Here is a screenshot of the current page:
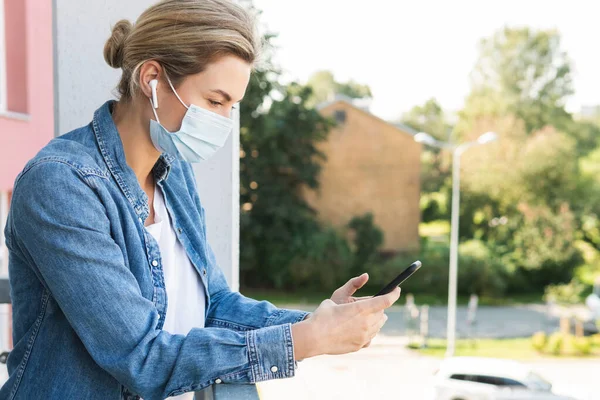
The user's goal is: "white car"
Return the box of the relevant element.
[432,357,575,400]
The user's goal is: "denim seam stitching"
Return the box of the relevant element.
[283,323,295,377]
[246,330,259,383]
[14,158,108,189]
[205,318,255,331]
[264,309,285,326]
[8,289,51,400]
[92,113,138,214]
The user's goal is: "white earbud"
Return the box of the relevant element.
[149,79,159,109]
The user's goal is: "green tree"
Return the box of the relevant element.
[402,98,453,212]
[239,45,334,287]
[306,70,372,107]
[402,98,451,141]
[462,27,574,134]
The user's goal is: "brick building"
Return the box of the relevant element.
[304,97,422,252]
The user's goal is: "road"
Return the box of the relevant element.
[288,304,595,338]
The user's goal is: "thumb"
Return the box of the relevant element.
[341,273,369,296]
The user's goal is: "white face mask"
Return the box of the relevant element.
[149,77,233,163]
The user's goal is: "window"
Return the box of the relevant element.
[499,378,526,387]
[0,0,28,114]
[450,374,468,381]
[450,374,526,387]
[334,110,347,124]
[0,191,9,277]
[0,0,6,113]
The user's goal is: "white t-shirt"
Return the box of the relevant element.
[145,185,207,400]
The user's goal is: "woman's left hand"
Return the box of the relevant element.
[330,273,372,305]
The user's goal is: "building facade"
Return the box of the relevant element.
[305,98,422,252]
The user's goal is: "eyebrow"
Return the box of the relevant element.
[210,89,232,102]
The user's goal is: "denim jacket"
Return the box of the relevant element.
[1,101,309,400]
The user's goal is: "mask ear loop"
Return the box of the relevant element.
[166,75,190,110]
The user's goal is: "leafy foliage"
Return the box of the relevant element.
[306,70,372,107]
[239,34,334,289]
[464,27,574,133]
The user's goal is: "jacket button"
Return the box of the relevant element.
[215,378,222,384]
[271,366,278,373]
[152,260,158,267]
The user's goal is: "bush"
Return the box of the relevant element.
[543,279,587,305]
[572,337,592,355]
[531,331,547,352]
[458,240,508,297]
[369,241,449,295]
[347,213,384,277]
[369,239,509,298]
[420,192,448,222]
[547,332,564,355]
[287,226,354,291]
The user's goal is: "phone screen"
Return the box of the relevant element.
[374,260,422,296]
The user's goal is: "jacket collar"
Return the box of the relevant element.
[92,100,175,222]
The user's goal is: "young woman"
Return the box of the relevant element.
[0,1,400,399]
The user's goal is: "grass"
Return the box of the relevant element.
[419,220,450,238]
[241,288,544,307]
[412,337,600,360]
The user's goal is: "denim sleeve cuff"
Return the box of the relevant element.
[247,324,296,382]
[265,309,311,327]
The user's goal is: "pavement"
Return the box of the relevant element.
[258,335,599,400]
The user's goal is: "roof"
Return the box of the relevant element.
[438,357,531,381]
[317,95,420,137]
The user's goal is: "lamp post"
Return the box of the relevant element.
[414,131,497,357]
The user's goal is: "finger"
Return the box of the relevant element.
[337,273,369,297]
[360,287,401,313]
[369,314,387,343]
[352,296,373,302]
[363,340,372,348]
[370,314,388,339]
[368,310,385,328]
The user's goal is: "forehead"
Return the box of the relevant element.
[188,55,251,101]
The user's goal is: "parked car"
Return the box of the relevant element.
[432,357,575,400]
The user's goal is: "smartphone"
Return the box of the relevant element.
[374,260,422,296]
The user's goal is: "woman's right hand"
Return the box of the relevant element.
[292,287,400,360]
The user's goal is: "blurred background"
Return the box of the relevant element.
[1,0,599,399]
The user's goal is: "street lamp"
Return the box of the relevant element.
[415,131,498,357]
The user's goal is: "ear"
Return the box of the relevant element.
[138,61,163,99]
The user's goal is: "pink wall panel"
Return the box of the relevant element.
[0,0,54,191]
[5,0,27,113]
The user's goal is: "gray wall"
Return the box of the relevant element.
[53,0,240,289]
[193,109,240,291]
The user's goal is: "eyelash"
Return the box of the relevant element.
[209,100,223,107]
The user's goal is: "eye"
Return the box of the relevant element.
[209,100,223,107]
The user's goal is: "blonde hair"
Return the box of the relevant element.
[103,0,261,100]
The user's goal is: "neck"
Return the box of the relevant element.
[112,99,162,188]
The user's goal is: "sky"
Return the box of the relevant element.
[252,0,600,122]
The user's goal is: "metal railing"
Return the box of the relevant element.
[195,383,259,400]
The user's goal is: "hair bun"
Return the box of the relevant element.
[103,19,133,69]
